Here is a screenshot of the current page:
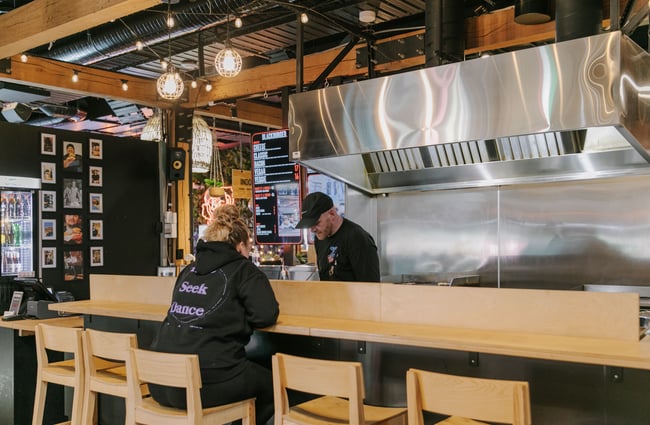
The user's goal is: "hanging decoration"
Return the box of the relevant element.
[215,14,242,78]
[157,3,184,100]
[191,115,213,173]
[140,109,163,142]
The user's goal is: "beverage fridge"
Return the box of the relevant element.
[0,176,40,277]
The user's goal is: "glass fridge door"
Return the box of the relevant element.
[1,190,34,276]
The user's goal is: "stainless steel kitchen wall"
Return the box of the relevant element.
[375,174,650,288]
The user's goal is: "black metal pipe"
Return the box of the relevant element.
[425,0,464,67]
[556,0,602,42]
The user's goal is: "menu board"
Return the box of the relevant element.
[252,129,302,244]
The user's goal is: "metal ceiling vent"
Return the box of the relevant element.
[288,32,650,194]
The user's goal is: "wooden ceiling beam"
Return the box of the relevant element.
[0,0,160,59]
[3,55,167,108]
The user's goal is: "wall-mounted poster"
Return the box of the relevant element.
[42,247,56,268]
[89,193,103,213]
[89,166,102,187]
[41,133,56,155]
[41,162,56,184]
[90,246,104,267]
[63,214,83,245]
[89,138,102,159]
[62,141,83,172]
[63,178,82,209]
[90,220,103,240]
[64,250,84,280]
[42,219,56,240]
[41,190,56,212]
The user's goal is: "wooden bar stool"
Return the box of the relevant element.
[272,352,407,425]
[32,323,85,425]
[82,329,138,425]
[406,369,531,425]
[126,347,256,425]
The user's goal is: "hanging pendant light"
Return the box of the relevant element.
[191,115,213,173]
[156,3,184,100]
[215,14,242,78]
[215,45,242,77]
[141,109,163,142]
[157,65,185,100]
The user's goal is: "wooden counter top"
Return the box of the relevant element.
[48,275,650,370]
[0,315,84,336]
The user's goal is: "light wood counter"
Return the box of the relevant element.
[0,315,83,336]
[49,275,650,370]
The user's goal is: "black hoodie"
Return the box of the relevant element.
[150,240,279,383]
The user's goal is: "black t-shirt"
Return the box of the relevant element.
[315,218,380,282]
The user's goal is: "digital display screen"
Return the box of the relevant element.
[252,129,302,244]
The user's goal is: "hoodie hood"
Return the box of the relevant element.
[194,240,245,275]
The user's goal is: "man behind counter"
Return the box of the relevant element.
[295,191,380,282]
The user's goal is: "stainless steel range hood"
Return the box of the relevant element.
[288,31,650,194]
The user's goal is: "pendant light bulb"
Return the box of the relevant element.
[72,70,79,83]
[300,13,309,24]
[215,47,242,78]
[235,17,243,28]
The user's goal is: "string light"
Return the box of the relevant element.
[160,59,168,70]
[135,40,144,50]
[72,70,79,83]
[205,82,213,92]
[121,80,129,91]
[20,53,27,62]
[191,80,198,89]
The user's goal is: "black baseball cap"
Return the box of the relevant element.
[295,192,334,228]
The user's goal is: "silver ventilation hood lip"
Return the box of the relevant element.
[288,31,650,194]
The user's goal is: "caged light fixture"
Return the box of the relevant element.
[214,14,242,78]
[156,3,184,100]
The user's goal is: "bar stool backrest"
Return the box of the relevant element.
[406,369,531,425]
[33,323,85,425]
[126,348,255,425]
[82,329,138,424]
[273,352,402,425]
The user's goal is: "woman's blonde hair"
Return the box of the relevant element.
[203,204,250,248]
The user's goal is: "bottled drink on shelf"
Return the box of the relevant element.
[13,222,21,246]
[7,194,16,217]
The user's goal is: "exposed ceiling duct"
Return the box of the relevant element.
[288,31,650,194]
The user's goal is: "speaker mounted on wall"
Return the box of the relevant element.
[167,148,186,181]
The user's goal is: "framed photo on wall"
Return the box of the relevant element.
[89,193,103,213]
[90,246,104,267]
[63,214,83,245]
[63,178,83,209]
[62,141,83,172]
[41,162,56,184]
[64,250,84,280]
[89,138,103,160]
[42,219,56,240]
[41,190,56,212]
[42,247,56,268]
[89,166,102,187]
[40,133,56,155]
[90,220,103,240]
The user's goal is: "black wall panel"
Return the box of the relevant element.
[0,121,161,300]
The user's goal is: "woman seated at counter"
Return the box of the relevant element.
[149,205,279,425]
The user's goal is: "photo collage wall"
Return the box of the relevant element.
[39,133,104,282]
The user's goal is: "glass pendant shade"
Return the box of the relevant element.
[215,47,242,78]
[157,65,185,100]
[191,116,213,173]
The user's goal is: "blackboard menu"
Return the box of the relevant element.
[252,129,302,244]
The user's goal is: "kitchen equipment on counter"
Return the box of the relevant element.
[287,264,318,281]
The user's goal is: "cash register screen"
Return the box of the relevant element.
[14,278,58,303]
